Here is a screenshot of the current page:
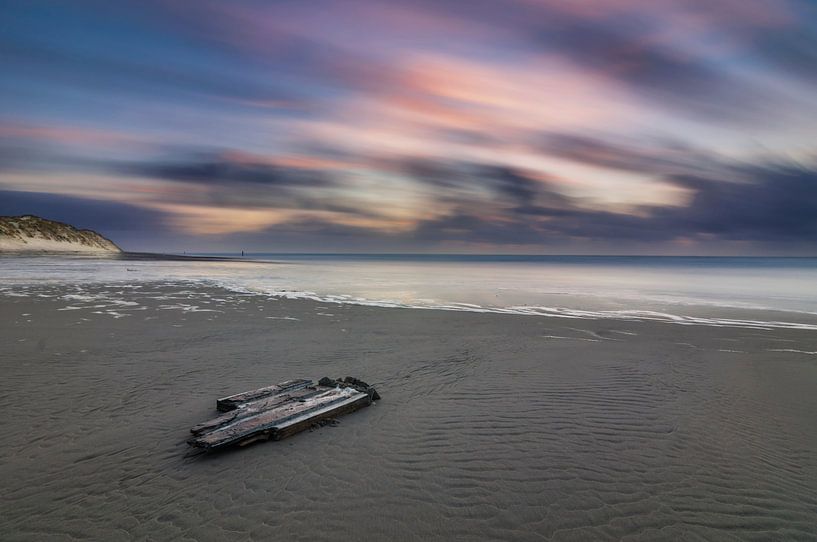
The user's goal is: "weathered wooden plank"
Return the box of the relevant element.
[189,387,370,450]
[272,393,371,441]
[190,387,323,436]
[216,378,312,412]
[189,376,380,451]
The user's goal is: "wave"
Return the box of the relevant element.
[205,279,817,331]
[3,269,817,330]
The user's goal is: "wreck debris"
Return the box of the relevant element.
[188,377,380,450]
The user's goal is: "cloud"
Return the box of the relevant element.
[143,0,792,125]
[530,20,771,123]
[408,158,817,248]
[538,132,724,175]
[0,20,302,109]
[400,1,804,124]
[2,0,816,253]
[6,153,817,252]
[404,160,541,201]
[0,190,171,235]
[116,151,334,188]
[664,164,817,240]
[751,3,817,82]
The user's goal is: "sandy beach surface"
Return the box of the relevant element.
[1,282,816,541]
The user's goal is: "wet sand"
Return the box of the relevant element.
[1,283,816,541]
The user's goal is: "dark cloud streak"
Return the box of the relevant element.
[0,190,170,235]
[407,158,817,247]
[117,153,334,188]
[538,133,725,175]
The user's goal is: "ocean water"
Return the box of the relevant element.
[2,253,817,329]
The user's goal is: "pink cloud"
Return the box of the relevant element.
[0,121,142,147]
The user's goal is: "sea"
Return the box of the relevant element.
[2,253,817,330]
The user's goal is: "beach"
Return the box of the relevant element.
[2,282,816,541]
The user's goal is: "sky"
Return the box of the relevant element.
[1,0,817,254]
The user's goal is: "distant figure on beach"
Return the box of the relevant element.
[241,250,244,257]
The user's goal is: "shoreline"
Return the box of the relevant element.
[2,277,817,332]
[3,254,817,332]
[0,250,251,262]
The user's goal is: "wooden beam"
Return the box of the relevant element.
[189,377,380,451]
[216,378,312,412]
[190,387,324,436]
[189,387,371,450]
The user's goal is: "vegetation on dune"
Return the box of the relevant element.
[0,215,121,251]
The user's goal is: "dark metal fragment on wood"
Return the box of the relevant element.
[318,376,381,401]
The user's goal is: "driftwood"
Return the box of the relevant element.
[190,386,323,436]
[188,377,380,451]
[216,378,312,412]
